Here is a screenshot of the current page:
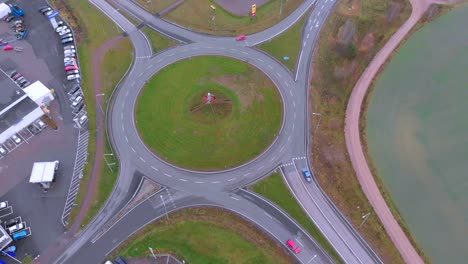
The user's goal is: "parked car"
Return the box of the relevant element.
[0,145,7,156]
[61,33,73,39]
[72,104,84,114]
[72,96,83,107]
[64,61,75,67]
[78,115,88,125]
[67,74,80,81]
[236,34,246,41]
[67,70,79,75]
[44,10,54,16]
[64,57,74,62]
[20,81,30,88]
[3,15,14,22]
[57,20,64,27]
[35,119,46,129]
[0,201,7,209]
[9,70,17,78]
[114,256,127,264]
[38,6,50,12]
[65,66,78,71]
[64,45,75,50]
[55,25,67,32]
[11,134,21,144]
[61,37,74,44]
[302,168,312,182]
[58,29,71,36]
[286,239,301,254]
[12,73,22,81]
[12,230,27,241]
[4,218,20,228]
[8,223,24,234]
[68,85,81,94]
[15,76,25,83]
[64,48,76,54]
[28,124,40,135]
[40,7,52,14]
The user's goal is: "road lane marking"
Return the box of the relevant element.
[139,157,146,163]
[258,58,264,63]
[321,4,324,9]
[230,196,240,201]
[228,178,236,181]
[284,81,289,87]
[257,165,264,170]
[121,125,125,131]
[164,173,172,178]
[230,48,237,52]
[211,181,220,183]
[264,212,273,219]
[125,91,129,97]
[242,51,248,55]
[280,145,285,152]
[289,90,293,96]
[138,72,143,77]
[168,53,174,57]
[268,65,273,70]
[277,72,282,78]
[178,178,187,182]
[195,181,204,183]
[293,101,296,108]
[243,172,251,177]
[151,166,158,171]
[146,65,152,70]
[131,147,136,153]
[292,123,295,130]
[296,240,304,246]
[288,135,291,141]
[318,11,321,16]
[121,113,123,120]
[125,136,128,142]
[307,33,310,39]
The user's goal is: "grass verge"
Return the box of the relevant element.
[308,0,424,262]
[50,0,132,229]
[135,0,179,14]
[162,0,303,36]
[136,56,282,171]
[250,172,343,263]
[257,11,309,71]
[111,207,294,264]
[142,27,178,53]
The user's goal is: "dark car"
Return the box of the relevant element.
[12,73,22,81]
[9,70,17,78]
[61,37,73,44]
[4,218,20,228]
[68,85,80,94]
[5,15,15,22]
[72,103,84,114]
[114,256,127,264]
[40,7,52,14]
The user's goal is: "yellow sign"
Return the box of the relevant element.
[251,4,256,14]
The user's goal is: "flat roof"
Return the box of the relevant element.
[0,96,39,135]
[30,161,57,183]
[0,71,26,114]
[0,225,12,251]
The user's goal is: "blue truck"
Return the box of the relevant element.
[9,5,24,17]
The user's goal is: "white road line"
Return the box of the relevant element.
[258,58,264,63]
[230,48,237,52]
[294,112,297,119]
[318,11,321,16]
[138,72,143,77]
[146,65,152,70]
[293,123,295,130]
[151,166,158,171]
[270,157,275,162]
[321,4,324,9]
[307,33,310,39]
[211,181,220,183]
[125,136,128,143]
[264,212,273,219]
[164,173,172,178]
[277,72,282,78]
[131,147,136,153]
[125,91,129,97]
[242,51,248,55]
[268,65,273,70]
[131,81,135,86]
[121,125,124,131]
[293,101,296,108]
[228,178,236,182]
[257,165,264,170]
[139,157,146,163]
[289,90,293,96]
[284,81,289,87]
[178,178,187,182]
[121,113,123,120]
[303,41,306,47]
[195,181,204,184]
[297,240,304,246]
[243,172,251,177]
[230,197,240,201]
[280,145,286,152]
[288,136,291,141]
[168,53,174,57]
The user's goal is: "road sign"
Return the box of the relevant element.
[48,10,60,19]
[251,4,256,16]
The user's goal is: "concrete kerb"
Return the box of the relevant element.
[103,203,304,264]
[238,188,335,263]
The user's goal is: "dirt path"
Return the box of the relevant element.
[343,0,455,263]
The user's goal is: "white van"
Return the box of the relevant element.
[8,223,24,233]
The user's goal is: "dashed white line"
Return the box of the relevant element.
[139,157,146,163]
[276,72,282,78]
[178,178,187,182]
[131,147,136,153]
[280,145,285,152]
[257,165,264,170]
[321,5,324,9]
[138,72,143,77]
[125,136,128,143]
[230,48,237,52]
[120,113,123,120]
[242,51,248,55]
[211,181,220,184]
[258,58,264,63]
[146,65,153,70]
[284,81,289,87]
[307,33,310,39]
[151,166,159,171]
[269,157,275,162]
[230,197,240,201]
[264,212,273,219]
[292,123,295,130]
[288,136,291,141]
[268,65,273,70]
[303,41,306,47]
[243,172,251,177]
[168,53,174,57]
[297,240,304,246]
[228,178,236,182]
[293,101,296,108]
[195,181,204,184]
[121,125,125,131]
[164,173,172,177]
[289,90,293,96]
[294,112,297,119]
[318,11,321,16]
[131,81,135,87]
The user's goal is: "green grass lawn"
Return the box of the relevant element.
[142,27,178,53]
[163,0,303,36]
[251,172,343,263]
[258,11,309,71]
[114,208,292,264]
[135,0,179,14]
[136,56,282,170]
[50,0,133,229]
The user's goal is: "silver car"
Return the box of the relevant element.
[67,74,80,81]
[11,134,21,144]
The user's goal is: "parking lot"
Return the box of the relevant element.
[0,0,89,261]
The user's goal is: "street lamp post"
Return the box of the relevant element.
[311,112,322,134]
[148,247,157,260]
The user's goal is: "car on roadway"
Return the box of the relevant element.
[236,34,246,41]
[11,134,21,144]
[0,201,7,209]
[302,168,312,183]
[0,145,7,156]
[286,239,301,254]
[12,230,27,241]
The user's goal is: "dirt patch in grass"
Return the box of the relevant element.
[211,74,265,110]
[308,0,413,261]
[111,207,294,264]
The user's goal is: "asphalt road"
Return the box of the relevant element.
[44,0,384,263]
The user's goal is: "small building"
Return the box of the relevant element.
[0,225,12,251]
[29,161,59,189]
[0,3,10,18]
[0,71,54,144]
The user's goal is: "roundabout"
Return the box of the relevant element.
[136,56,283,171]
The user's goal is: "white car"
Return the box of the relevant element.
[55,26,68,33]
[78,115,88,125]
[11,134,21,144]
[72,96,83,107]
[67,70,79,75]
[8,223,24,234]
[0,146,7,156]
[35,119,46,129]
[64,48,76,53]
[0,201,7,209]
[64,45,75,50]
[64,57,74,62]
[58,29,71,36]
[67,74,80,81]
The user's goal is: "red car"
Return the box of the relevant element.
[236,34,246,41]
[65,66,78,71]
[286,239,301,254]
